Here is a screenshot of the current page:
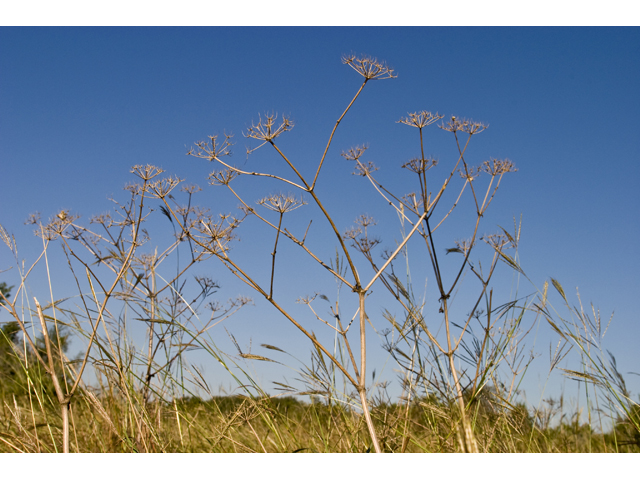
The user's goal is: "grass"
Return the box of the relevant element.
[1,388,638,453]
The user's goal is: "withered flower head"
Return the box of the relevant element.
[25,212,41,225]
[342,145,378,176]
[341,145,368,162]
[402,192,425,212]
[257,193,307,214]
[36,210,79,240]
[342,54,397,80]
[149,175,183,199]
[131,164,164,181]
[342,225,362,240]
[188,132,234,162]
[483,233,509,250]
[344,215,380,254]
[352,161,379,176]
[181,184,202,194]
[209,169,239,186]
[458,165,482,182]
[482,158,517,176]
[439,116,488,135]
[245,113,294,142]
[402,157,438,174]
[355,214,377,228]
[123,182,143,195]
[398,111,444,128]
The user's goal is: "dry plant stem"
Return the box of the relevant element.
[357,291,382,453]
[312,79,368,189]
[221,186,354,288]
[34,298,70,453]
[213,156,306,190]
[142,267,157,404]
[268,140,362,287]
[209,237,359,387]
[62,183,149,396]
[269,213,284,300]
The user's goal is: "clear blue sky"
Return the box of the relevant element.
[1,27,638,406]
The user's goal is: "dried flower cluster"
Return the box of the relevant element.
[245,113,294,142]
[439,116,488,135]
[398,111,444,129]
[257,193,307,214]
[342,54,397,81]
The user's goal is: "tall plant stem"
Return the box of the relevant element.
[358,290,381,453]
[311,79,368,189]
[35,297,70,453]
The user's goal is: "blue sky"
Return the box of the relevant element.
[1,27,638,408]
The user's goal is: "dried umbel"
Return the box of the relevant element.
[342,145,379,176]
[341,145,368,162]
[402,157,438,174]
[342,54,397,81]
[257,193,307,214]
[208,168,239,186]
[482,158,518,176]
[35,209,80,240]
[149,175,183,199]
[245,113,294,143]
[458,165,482,182]
[188,133,234,162]
[344,215,381,256]
[439,116,488,135]
[131,164,164,181]
[398,111,444,129]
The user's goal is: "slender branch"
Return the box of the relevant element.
[312,79,368,189]
[364,211,427,291]
[269,213,284,299]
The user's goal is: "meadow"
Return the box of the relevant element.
[0,54,638,453]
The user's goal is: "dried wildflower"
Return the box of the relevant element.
[188,132,234,162]
[439,116,488,135]
[342,225,362,241]
[398,111,444,128]
[25,212,41,225]
[344,216,380,255]
[36,210,79,240]
[131,164,164,181]
[483,233,509,250]
[208,169,239,186]
[257,193,307,214]
[245,113,293,142]
[402,157,438,174]
[462,120,488,135]
[196,212,242,255]
[181,184,202,194]
[458,165,482,182]
[402,192,425,211]
[342,145,378,176]
[342,145,368,162]
[355,214,377,228]
[482,158,517,176]
[123,182,143,195]
[353,161,379,176]
[149,175,182,199]
[342,54,396,81]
